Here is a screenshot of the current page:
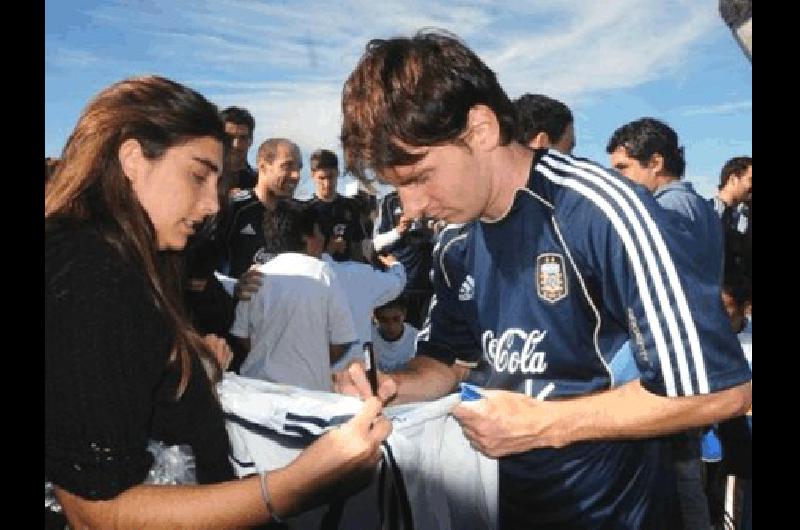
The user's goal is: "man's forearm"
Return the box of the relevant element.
[388,356,469,405]
[554,379,752,444]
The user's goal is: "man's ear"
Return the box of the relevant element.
[648,153,665,175]
[465,104,500,151]
[118,138,146,183]
[528,131,552,150]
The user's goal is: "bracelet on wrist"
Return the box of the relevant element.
[259,470,284,523]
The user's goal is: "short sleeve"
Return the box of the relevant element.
[578,191,751,397]
[324,265,358,346]
[416,227,482,366]
[229,298,251,339]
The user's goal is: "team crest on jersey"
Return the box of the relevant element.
[535,253,568,303]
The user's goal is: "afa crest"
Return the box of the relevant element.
[536,253,568,303]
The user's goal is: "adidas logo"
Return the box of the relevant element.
[459,275,475,301]
[240,224,256,235]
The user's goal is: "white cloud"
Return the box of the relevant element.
[485,1,718,101]
[680,100,752,116]
[84,1,722,102]
[174,0,720,181]
[205,80,345,198]
[46,47,100,69]
[49,0,733,191]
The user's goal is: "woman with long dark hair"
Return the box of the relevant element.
[45,75,392,528]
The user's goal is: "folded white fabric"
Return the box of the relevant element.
[218,373,497,530]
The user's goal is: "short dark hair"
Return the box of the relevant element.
[221,106,255,136]
[606,118,686,178]
[341,29,517,181]
[513,94,573,145]
[310,149,339,172]
[719,156,752,189]
[375,294,408,315]
[262,199,318,253]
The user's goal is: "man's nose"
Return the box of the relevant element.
[398,189,427,219]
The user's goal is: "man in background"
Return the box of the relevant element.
[219,138,302,278]
[514,93,575,154]
[307,149,367,262]
[221,106,257,196]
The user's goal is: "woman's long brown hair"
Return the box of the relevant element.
[45,75,226,397]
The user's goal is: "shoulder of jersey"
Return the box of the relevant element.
[433,223,471,262]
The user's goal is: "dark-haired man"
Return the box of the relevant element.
[514,93,575,154]
[607,117,723,282]
[336,29,751,529]
[307,149,367,262]
[221,106,257,196]
[220,138,302,278]
[714,156,752,283]
[607,117,724,530]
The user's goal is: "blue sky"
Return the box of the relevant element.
[46,0,751,200]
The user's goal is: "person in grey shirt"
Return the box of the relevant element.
[607,116,722,530]
[607,117,724,282]
[231,199,357,391]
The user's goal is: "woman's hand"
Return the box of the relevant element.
[202,334,233,372]
[269,395,392,517]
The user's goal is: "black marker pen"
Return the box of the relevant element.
[363,341,379,396]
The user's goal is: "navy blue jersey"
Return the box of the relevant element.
[217,190,270,278]
[233,164,257,191]
[307,194,366,261]
[419,149,751,528]
[374,191,434,291]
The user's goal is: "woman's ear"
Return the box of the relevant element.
[118,138,146,183]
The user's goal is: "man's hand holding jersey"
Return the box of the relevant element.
[452,390,572,457]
